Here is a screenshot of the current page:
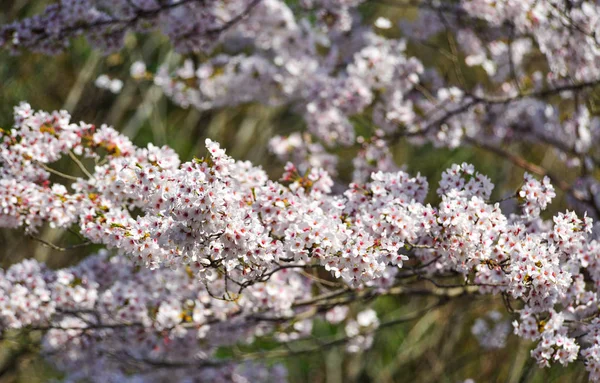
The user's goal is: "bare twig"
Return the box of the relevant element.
[68,150,94,179]
[27,234,91,252]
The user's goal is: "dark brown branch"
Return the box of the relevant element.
[388,78,600,142]
[115,299,451,369]
[465,137,600,217]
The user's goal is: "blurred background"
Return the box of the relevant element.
[0,1,590,382]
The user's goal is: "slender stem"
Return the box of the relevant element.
[68,150,94,179]
[36,161,80,181]
[28,234,91,252]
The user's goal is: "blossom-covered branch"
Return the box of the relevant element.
[1,105,600,380]
[1,0,263,54]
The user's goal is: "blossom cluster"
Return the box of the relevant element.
[0,250,296,381]
[4,0,600,175]
[471,311,510,350]
[0,105,600,380]
[140,0,600,160]
[0,0,265,54]
[519,173,556,219]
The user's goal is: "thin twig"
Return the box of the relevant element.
[35,161,80,181]
[28,234,91,252]
[68,150,94,179]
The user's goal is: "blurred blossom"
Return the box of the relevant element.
[374,17,392,29]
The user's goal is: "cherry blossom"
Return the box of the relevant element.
[2,0,600,380]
